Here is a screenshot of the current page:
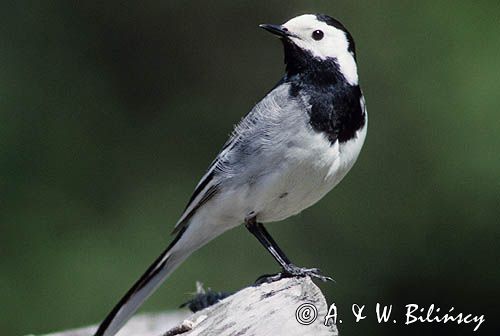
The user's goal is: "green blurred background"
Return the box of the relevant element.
[1,1,499,335]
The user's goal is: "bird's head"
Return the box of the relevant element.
[260,14,358,85]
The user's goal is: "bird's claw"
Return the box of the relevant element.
[254,264,334,285]
[284,265,334,282]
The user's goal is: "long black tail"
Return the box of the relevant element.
[94,227,187,336]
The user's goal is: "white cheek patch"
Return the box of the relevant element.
[335,53,358,86]
[283,14,359,86]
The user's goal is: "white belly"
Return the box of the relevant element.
[248,121,367,223]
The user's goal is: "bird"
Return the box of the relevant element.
[94,13,367,336]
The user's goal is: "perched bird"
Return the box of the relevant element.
[94,13,367,336]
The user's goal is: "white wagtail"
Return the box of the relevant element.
[94,13,367,336]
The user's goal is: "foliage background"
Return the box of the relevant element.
[1,1,498,335]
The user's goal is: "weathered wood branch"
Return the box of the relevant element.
[38,277,338,336]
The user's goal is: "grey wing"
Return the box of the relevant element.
[172,81,302,233]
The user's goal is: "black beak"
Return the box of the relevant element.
[259,24,294,38]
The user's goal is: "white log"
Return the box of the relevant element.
[37,277,338,336]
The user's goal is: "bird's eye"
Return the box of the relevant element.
[312,30,324,40]
[312,30,324,41]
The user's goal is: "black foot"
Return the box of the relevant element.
[254,264,334,285]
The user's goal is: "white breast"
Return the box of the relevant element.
[254,111,367,223]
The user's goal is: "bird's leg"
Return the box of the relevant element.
[244,213,333,284]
